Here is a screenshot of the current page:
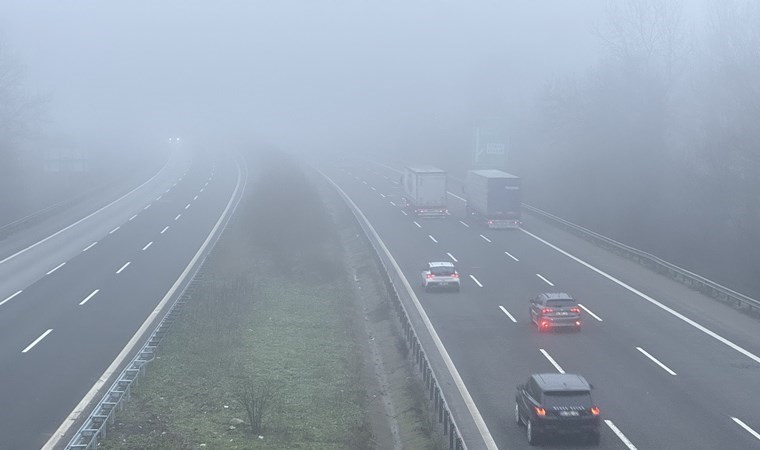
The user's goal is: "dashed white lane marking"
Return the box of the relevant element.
[383,175,389,180]
[174,214,182,221]
[129,214,138,221]
[536,273,554,286]
[469,275,484,287]
[156,195,162,201]
[0,290,23,306]
[521,228,760,366]
[200,188,205,193]
[578,304,603,321]
[413,221,422,228]
[380,193,386,198]
[446,252,458,262]
[142,242,153,251]
[498,305,517,323]
[636,347,677,375]
[539,348,565,374]
[79,289,100,306]
[116,262,131,274]
[447,191,466,202]
[144,204,151,210]
[185,203,191,210]
[46,262,66,275]
[479,234,491,243]
[428,235,439,243]
[165,188,171,193]
[732,417,760,441]
[193,195,198,201]
[605,420,638,449]
[108,226,120,235]
[401,211,408,216]
[362,180,368,185]
[82,242,97,252]
[160,226,170,234]
[390,201,397,206]
[22,329,53,353]
[371,186,377,191]
[504,251,519,262]
[459,220,470,228]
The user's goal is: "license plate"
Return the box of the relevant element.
[559,312,568,316]
[439,282,449,286]
[559,411,579,417]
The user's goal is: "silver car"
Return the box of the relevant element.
[421,262,461,292]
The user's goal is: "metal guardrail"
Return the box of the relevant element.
[523,203,760,315]
[324,173,467,450]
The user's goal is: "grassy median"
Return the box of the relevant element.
[101,152,372,449]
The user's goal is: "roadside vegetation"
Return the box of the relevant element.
[100,150,437,449]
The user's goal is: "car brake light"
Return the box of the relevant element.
[541,321,550,328]
[426,274,435,279]
[451,273,459,278]
[575,320,581,326]
[571,307,580,313]
[534,406,546,416]
[591,407,600,416]
[542,308,553,314]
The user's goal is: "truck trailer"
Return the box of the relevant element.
[401,166,449,218]
[464,170,521,228]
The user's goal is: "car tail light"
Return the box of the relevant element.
[542,308,554,314]
[591,407,600,416]
[541,321,550,328]
[571,307,580,313]
[426,274,435,279]
[487,220,493,224]
[534,406,546,416]
[575,320,581,326]
[451,273,459,278]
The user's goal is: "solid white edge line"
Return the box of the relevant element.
[479,234,491,243]
[43,156,246,449]
[539,348,565,374]
[459,220,470,228]
[413,221,422,228]
[142,242,153,251]
[0,290,23,306]
[578,303,603,321]
[636,347,677,375]
[447,191,466,202]
[498,305,517,323]
[446,252,458,263]
[160,226,170,234]
[115,262,130,274]
[46,262,66,275]
[536,273,555,286]
[108,226,120,235]
[732,417,760,441]
[79,289,100,306]
[605,420,638,449]
[469,274,484,287]
[82,242,97,252]
[504,251,519,262]
[22,329,53,353]
[520,228,760,365]
[320,172,498,450]
[428,235,438,243]
[0,157,170,266]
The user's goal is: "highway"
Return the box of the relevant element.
[323,159,760,449]
[0,148,242,450]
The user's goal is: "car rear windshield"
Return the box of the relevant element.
[542,391,592,407]
[546,299,576,308]
[431,267,455,276]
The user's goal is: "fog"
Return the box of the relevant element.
[2,0,759,295]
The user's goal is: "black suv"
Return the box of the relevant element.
[515,373,600,445]
[529,292,582,331]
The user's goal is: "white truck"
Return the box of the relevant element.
[401,166,449,218]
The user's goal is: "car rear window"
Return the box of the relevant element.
[431,267,455,276]
[546,299,576,307]
[542,391,592,407]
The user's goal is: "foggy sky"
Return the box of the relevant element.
[0,1,708,152]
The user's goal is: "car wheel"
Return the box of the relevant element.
[514,403,523,426]
[527,419,539,446]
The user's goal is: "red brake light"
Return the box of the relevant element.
[451,273,459,278]
[426,274,435,279]
[542,308,554,314]
[575,320,581,326]
[541,321,550,328]
[534,406,546,416]
[571,307,580,313]
[591,407,600,416]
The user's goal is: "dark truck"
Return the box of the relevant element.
[464,169,521,229]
